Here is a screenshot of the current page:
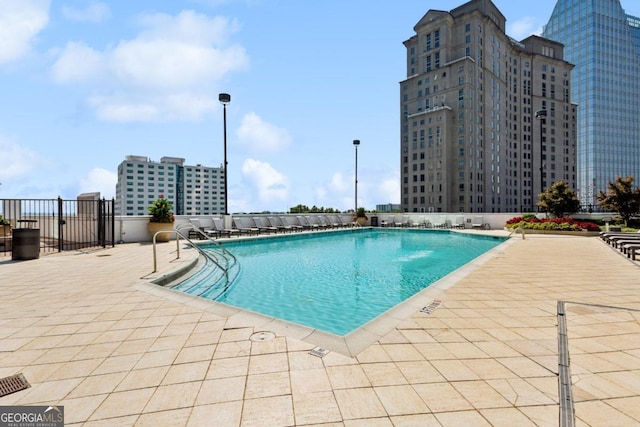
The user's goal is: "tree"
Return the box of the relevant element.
[596,175,640,225]
[289,204,309,213]
[537,180,581,218]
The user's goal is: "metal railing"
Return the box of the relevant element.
[152,226,237,278]
[1,197,115,257]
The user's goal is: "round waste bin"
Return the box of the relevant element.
[12,228,40,260]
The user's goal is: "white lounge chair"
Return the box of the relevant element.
[268,216,294,232]
[432,216,447,229]
[329,215,348,228]
[188,218,218,238]
[253,217,278,234]
[472,216,486,229]
[453,216,465,229]
[280,216,304,231]
[212,217,240,238]
[233,217,260,235]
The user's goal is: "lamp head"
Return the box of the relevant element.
[353,139,360,146]
[218,93,231,104]
[535,110,547,118]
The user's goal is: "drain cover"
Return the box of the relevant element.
[0,373,30,397]
[309,347,330,358]
[250,331,276,342]
[420,299,442,315]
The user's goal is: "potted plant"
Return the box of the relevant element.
[354,207,368,226]
[0,215,10,238]
[147,196,175,242]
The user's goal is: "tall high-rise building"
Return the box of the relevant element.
[115,155,225,216]
[400,0,577,213]
[543,0,640,208]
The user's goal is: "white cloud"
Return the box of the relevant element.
[241,158,289,207]
[237,113,293,153]
[314,172,355,211]
[79,167,117,198]
[0,134,39,182]
[51,10,249,122]
[378,173,400,204]
[507,17,541,40]
[62,1,110,23]
[313,168,399,212]
[0,0,50,65]
[51,41,104,83]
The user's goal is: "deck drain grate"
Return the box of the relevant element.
[309,347,330,358]
[0,373,30,397]
[250,331,276,342]
[420,299,442,315]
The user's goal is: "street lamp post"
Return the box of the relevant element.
[219,93,231,216]
[353,139,360,214]
[535,109,547,208]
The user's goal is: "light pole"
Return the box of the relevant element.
[219,93,231,216]
[535,109,547,208]
[353,140,360,214]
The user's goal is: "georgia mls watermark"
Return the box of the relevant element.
[0,406,64,427]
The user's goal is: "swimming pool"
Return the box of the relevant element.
[172,228,506,336]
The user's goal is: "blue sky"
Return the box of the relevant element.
[2,0,638,213]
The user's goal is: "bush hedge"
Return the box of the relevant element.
[504,217,601,232]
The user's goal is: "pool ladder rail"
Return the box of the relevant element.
[152,226,240,296]
[508,226,526,239]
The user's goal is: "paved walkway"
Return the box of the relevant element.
[0,233,639,426]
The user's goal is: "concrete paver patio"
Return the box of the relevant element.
[1,232,639,426]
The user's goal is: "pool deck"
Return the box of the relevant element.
[1,231,640,426]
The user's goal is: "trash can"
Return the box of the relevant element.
[12,220,40,260]
[370,216,379,227]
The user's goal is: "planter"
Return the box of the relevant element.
[505,228,600,237]
[355,217,368,226]
[148,222,174,242]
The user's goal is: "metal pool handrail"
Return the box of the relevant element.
[152,227,236,275]
[508,226,526,239]
[176,224,238,265]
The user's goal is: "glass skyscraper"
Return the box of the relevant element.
[543,0,640,208]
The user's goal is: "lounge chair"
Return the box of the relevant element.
[253,217,278,234]
[392,214,405,227]
[280,216,304,231]
[432,216,447,229]
[306,216,326,229]
[328,215,348,228]
[317,216,334,228]
[296,216,316,230]
[188,218,219,238]
[410,215,426,228]
[622,243,640,260]
[472,216,486,229]
[453,216,465,229]
[268,216,294,233]
[233,217,260,235]
[603,231,640,245]
[212,217,240,238]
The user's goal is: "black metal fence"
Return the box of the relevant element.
[0,197,115,258]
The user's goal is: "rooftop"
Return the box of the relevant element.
[1,232,639,426]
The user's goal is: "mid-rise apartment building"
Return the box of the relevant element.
[543,0,640,209]
[115,155,225,216]
[400,0,577,213]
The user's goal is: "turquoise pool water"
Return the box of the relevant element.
[174,229,505,335]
